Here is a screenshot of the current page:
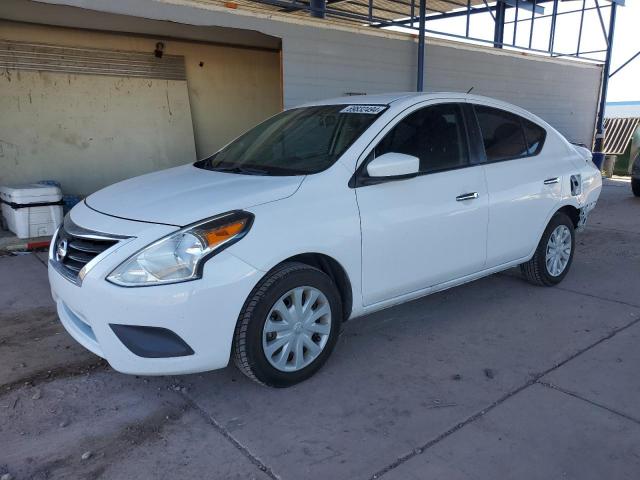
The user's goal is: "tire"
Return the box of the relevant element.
[520,211,575,287]
[232,262,342,387]
[632,178,640,197]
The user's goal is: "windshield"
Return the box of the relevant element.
[195,104,387,175]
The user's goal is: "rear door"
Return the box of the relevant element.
[356,102,489,306]
[469,103,564,266]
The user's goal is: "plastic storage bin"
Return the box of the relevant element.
[0,184,63,239]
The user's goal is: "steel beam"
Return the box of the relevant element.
[502,0,543,14]
[375,4,494,29]
[610,50,640,78]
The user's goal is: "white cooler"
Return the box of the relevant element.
[0,184,63,239]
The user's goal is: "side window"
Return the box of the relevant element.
[374,103,468,174]
[474,106,527,162]
[522,118,546,155]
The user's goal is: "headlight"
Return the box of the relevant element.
[107,211,253,287]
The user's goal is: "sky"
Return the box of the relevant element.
[607,1,639,102]
[390,0,639,103]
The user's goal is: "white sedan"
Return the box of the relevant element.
[48,92,602,387]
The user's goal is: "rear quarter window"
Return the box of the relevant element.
[522,118,546,155]
[474,105,546,162]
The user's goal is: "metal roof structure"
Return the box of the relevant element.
[214,0,628,165]
[603,117,640,155]
[186,1,634,163]
[217,0,490,24]
[208,0,622,62]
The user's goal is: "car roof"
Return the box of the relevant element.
[299,92,522,109]
[299,92,459,107]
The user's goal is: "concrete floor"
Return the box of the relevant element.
[1,178,639,480]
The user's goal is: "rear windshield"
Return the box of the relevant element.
[195,105,386,175]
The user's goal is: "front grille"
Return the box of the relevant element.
[52,216,128,285]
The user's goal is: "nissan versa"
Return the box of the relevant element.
[49,93,602,387]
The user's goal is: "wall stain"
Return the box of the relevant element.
[50,129,91,150]
[0,140,20,166]
[165,90,172,116]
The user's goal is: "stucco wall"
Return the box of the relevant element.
[0,19,282,195]
[0,69,196,195]
[1,20,282,160]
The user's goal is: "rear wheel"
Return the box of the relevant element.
[232,262,342,387]
[520,212,575,286]
[632,178,640,197]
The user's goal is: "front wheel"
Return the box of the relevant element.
[520,212,575,286]
[232,262,342,387]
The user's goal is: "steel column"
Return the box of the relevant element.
[593,2,617,168]
[576,0,586,56]
[528,0,536,49]
[512,0,519,46]
[310,0,326,18]
[417,0,426,91]
[493,1,507,48]
[548,0,558,53]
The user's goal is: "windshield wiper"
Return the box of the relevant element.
[212,166,270,176]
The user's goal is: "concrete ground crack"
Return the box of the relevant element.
[32,251,48,268]
[497,273,640,309]
[587,225,640,236]
[537,380,640,426]
[368,315,640,479]
[553,286,640,309]
[176,390,280,480]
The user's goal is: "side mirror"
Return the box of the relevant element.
[366,152,420,179]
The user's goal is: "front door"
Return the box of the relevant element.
[356,103,489,306]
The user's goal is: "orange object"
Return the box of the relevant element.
[224,2,238,9]
[203,219,246,248]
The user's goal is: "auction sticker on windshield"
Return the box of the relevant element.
[340,105,386,114]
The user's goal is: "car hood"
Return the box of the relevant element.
[85,164,304,226]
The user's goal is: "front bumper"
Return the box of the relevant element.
[48,204,262,375]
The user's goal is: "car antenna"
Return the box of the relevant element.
[466,87,474,94]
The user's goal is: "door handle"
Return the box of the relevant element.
[544,177,560,185]
[456,192,479,201]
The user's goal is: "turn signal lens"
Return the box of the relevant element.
[201,219,247,249]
